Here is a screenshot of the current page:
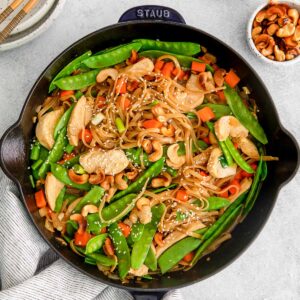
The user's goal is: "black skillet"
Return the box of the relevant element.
[0,5,299,300]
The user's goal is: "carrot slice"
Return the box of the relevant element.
[183,251,195,263]
[143,119,163,129]
[154,60,164,72]
[154,232,164,246]
[116,78,127,94]
[118,222,131,238]
[216,90,226,102]
[229,179,240,195]
[176,189,188,202]
[116,95,131,110]
[197,106,216,122]
[161,62,174,77]
[191,61,206,73]
[60,90,74,98]
[79,129,93,143]
[96,95,106,108]
[74,231,92,247]
[35,190,47,208]
[224,69,240,88]
[104,237,115,256]
[172,68,185,80]
[219,190,229,198]
[129,50,138,64]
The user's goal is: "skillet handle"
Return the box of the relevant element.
[130,291,166,300]
[118,5,186,24]
[0,122,26,184]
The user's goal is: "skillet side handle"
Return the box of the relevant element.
[275,128,300,186]
[0,123,26,184]
[118,5,186,24]
[130,292,166,300]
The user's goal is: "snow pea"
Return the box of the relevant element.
[86,213,106,234]
[206,197,230,211]
[62,155,80,169]
[38,128,68,179]
[83,42,142,69]
[100,194,137,224]
[55,69,100,91]
[206,121,233,166]
[51,163,91,191]
[53,104,75,139]
[133,39,201,56]
[54,186,66,213]
[128,222,144,244]
[139,50,214,73]
[144,246,157,271]
[202,192,247,242]
[86,252,116,267]
[158,227,207,273]
[66,220,78,237]
[224,84,268,145]
[31,159,43,171]
[243,157,263,215]
[125,147,151,168]
[49,50,92,92]
[73,186,105,213]
[85,233,107,255]
[131,204,165,270]
[192,204,243,265]
[196,104,232,119]
[84,257,97,265]
[150,183,178,194]
[112,157,165,201]
[224,138,254,174]
[164,166,178,177]
[109,222,131,280]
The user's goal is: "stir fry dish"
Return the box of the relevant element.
[29,39,275,282]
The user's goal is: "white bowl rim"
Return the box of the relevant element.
[247,0,300,66]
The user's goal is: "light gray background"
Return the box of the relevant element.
[0,0,299,299]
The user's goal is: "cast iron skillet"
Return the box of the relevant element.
[0,5,299,300]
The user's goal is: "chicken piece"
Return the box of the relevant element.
[35,107,64,150]
[122,58,154,77]
[235,137,259,159]
[45,173,64,211]
[214,116,248,142]
[186,74,203,92]
[79,149,129,175]
[129,264,149,276]
[207,147,237,178]
[67,96,92,146]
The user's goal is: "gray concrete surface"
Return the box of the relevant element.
[0,0,299,299]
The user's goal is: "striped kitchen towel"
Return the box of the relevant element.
[0,171,183,300]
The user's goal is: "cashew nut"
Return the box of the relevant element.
[68,169,89,184]
[129,265,149,276]
[207,148,237,179]
[274,45,286,61]
[234,137,259,159]
[151,172,172,188]
[266,5,286,20]
[261,38,275,56]
[288,8,299,25]
[136,197,150,211]
[166,144,186,169]
[277,17,291,27]
[213,68,226,87]
[129,208,139,224]
[267,23,279,36]
[89,168,105,185]
[284,36,298,47]
[252,26,262,39]
[255,10,266,22]
[293,25,300,41]
[81,204,98,217]
[276,23,295,38]
[148,140,163,162]
[214,116,248,141]
[115,172,128,190]
[96,68,118,83]
[100,175,114,190]
[161,124,175,137]
[138,205,152,224]
[126,169,139,180]
[254,34,272,50]
[141,139,152,154]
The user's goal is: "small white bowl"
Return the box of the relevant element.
[247,0,300,66]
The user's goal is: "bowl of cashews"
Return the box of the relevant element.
[247,1,300,65]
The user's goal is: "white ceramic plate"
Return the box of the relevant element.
[0,0,66,51]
